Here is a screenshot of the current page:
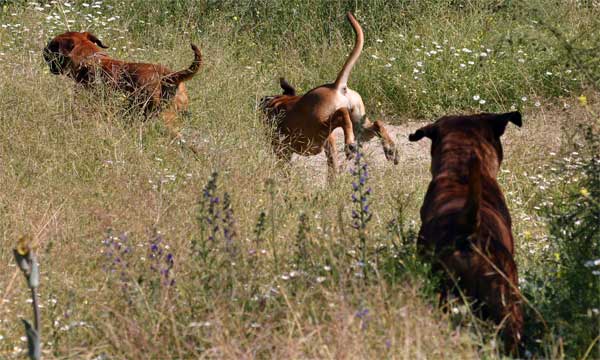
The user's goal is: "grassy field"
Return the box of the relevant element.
[0,1,599,359]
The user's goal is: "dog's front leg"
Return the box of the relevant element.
[330,108,356,159]
[324,133,339,180]
[160,108,204,155]
[360,118,398,164]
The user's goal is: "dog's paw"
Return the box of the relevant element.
[344,143,357,159]
[384,145,399,165]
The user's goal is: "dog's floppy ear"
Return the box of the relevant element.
[279,77,296,96]
[489,111,522,137]
[84,32,109,49]
[408,123,437,142]
[50,38,75,56]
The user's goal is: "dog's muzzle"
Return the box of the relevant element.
[43,47,67,75]
[258,96,274,113]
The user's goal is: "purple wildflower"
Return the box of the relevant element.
[355,307,370,330]
[349,138,372,280]
[148,231,175,287]
[101,231,133,291]
[222,192,237,257]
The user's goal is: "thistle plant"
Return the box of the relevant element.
[253,210,267,250]
[350,121,373,280]
[222,192,237,258]
[193,171,239,259]
[266,178,280,271]
[379,196,433,288]
[203,172,221,243]
[191,170,240,297]
[192,172,220,263]
[355,307,370,331]
[148,231,175,288]
[13,235,41,360]
[294,212,311,272]
[387,196,419,268]
[246,210,268,302]
[102,231,133,289]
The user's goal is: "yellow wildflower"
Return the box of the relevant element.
[16,235,32,256]
[580,188,590,197]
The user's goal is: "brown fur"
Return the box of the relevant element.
[262,82,398,169]
[43,31,201,141]
[409,112,524,355]
[259,13,399,177]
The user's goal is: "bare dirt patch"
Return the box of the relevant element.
[291,122,431,180]
[290,100,594,181]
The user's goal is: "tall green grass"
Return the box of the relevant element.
[102,0,598,118]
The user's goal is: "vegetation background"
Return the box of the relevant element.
[0,0,599,358]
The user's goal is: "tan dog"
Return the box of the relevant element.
[260,13,397,176]
[262,78,399,173]
[409,112,524,354]
[43,31,201,141]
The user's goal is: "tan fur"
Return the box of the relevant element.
[259,13,398,177]
[262,91,398,175]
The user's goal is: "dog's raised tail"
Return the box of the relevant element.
[164,44,202,85]
[333,12,364,90]
[279,77,296,96]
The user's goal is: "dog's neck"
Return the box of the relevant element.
[423,142,509,227]
[432,137,500,181]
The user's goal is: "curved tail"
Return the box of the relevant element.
[279,77,296,96]
[333,12,364,90]
[163,44,202,85]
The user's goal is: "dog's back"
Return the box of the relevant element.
[409,112,524,355]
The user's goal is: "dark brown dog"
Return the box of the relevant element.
[43,31,201,140]
[409,112,524,354]
[261,78,398,174]
[259,13,398,177]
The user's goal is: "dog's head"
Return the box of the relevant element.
[43,31,108,75]
[259,78,300,123]
[409,111,522,176]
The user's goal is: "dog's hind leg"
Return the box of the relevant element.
[172,83,189,113]
[154,88,197,155]
[324,133,339,180]
[160,108,181,138]
[150,88,179,139]
[160,106,202,155]
[330,108,356,159]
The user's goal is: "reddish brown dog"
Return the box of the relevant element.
[43,31,201,140]
[409,112,524,354]
[259,13,398,177]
